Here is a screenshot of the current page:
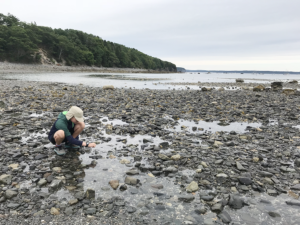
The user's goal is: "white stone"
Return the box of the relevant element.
[171,154,181,161]
[186,181,199,193]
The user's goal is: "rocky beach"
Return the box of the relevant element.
[0,78,300,225]
[0,62,170,75]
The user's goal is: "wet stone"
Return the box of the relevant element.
[49,179,63,192]
[119,184,127,191]
[85,189,95,199]
[7,203,20,209]
[218,210,232,223]
[5,189,18,199]
[178,195,195,202]
[69,199,78,205]
[186,181,198,193]
[126,169,139,175]
[211,203,223,213]
[268,211,281,218]
[228,195,245,209]
[33,210,44,217]
[109,180,119,190]
[65,207,74,215]
[151,184,164,189]
[194,206,207,215]
[267,189,278,196]
[35,154,48,160]
[200,195,215,201]
[238,177,252,185]
[0,174,12,185]
[85,208,96,215]
[125,176,140,185]
[291,184,300,191]
[286,200,300,207]
[37,179,47,187]
[126,206,137,213]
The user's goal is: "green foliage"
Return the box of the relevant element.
[0,13,176,71]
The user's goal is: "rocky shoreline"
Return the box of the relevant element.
[0,80,300,224]
[0,62,173,75]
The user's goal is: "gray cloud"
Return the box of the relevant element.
[2,0,300,71]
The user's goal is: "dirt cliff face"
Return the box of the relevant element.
[33,48,60,65]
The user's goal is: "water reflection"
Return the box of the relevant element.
[2,72,300,90]
[166,119,262,133]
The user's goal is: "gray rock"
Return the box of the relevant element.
[267,189,277,196]
[126,206,137,213]
[35,154,48,160]
[194,206,207,214]
[151,184,164,189]
[0,174,12,185]
[178,195,195,202]
[268,211,281,217]
[134,156,142,161]
[158,154,169,160]
[218,210,232,223]
[49,179,63,192]
[236,162,246,171]
[164,166,178,173]
[85,208,96,215]
[291,184,300,191]
[159,142,169,148]
[294,159,300,167]
[228,195,245,209]
[65,207,74,215]
[126,169,139,175]
[238,177,252,185]
[7,203,20,209]
[211,203,223,213]
[125,176,140,185]
[200,195,214,201]
[33,210,44,217]
[5,189,18,199]
[74,191,85,200]
[286,200,300,207]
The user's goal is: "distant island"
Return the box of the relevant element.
[0,13,176,72]
[177,67,300,74]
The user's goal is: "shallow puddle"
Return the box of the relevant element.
[15,113,300,224]
[166,119,262,133]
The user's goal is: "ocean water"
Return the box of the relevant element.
[1,72,299,89]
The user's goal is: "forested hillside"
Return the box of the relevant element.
[0,13,176,71]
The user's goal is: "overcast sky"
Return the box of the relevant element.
[2,0,300,71]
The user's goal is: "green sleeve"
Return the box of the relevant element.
[55,119,71,137]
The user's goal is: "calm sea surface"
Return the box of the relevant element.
[1,72,299,89]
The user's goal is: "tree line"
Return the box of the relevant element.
[0,13,176,71]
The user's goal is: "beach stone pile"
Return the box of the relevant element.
[0,80,300,224]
